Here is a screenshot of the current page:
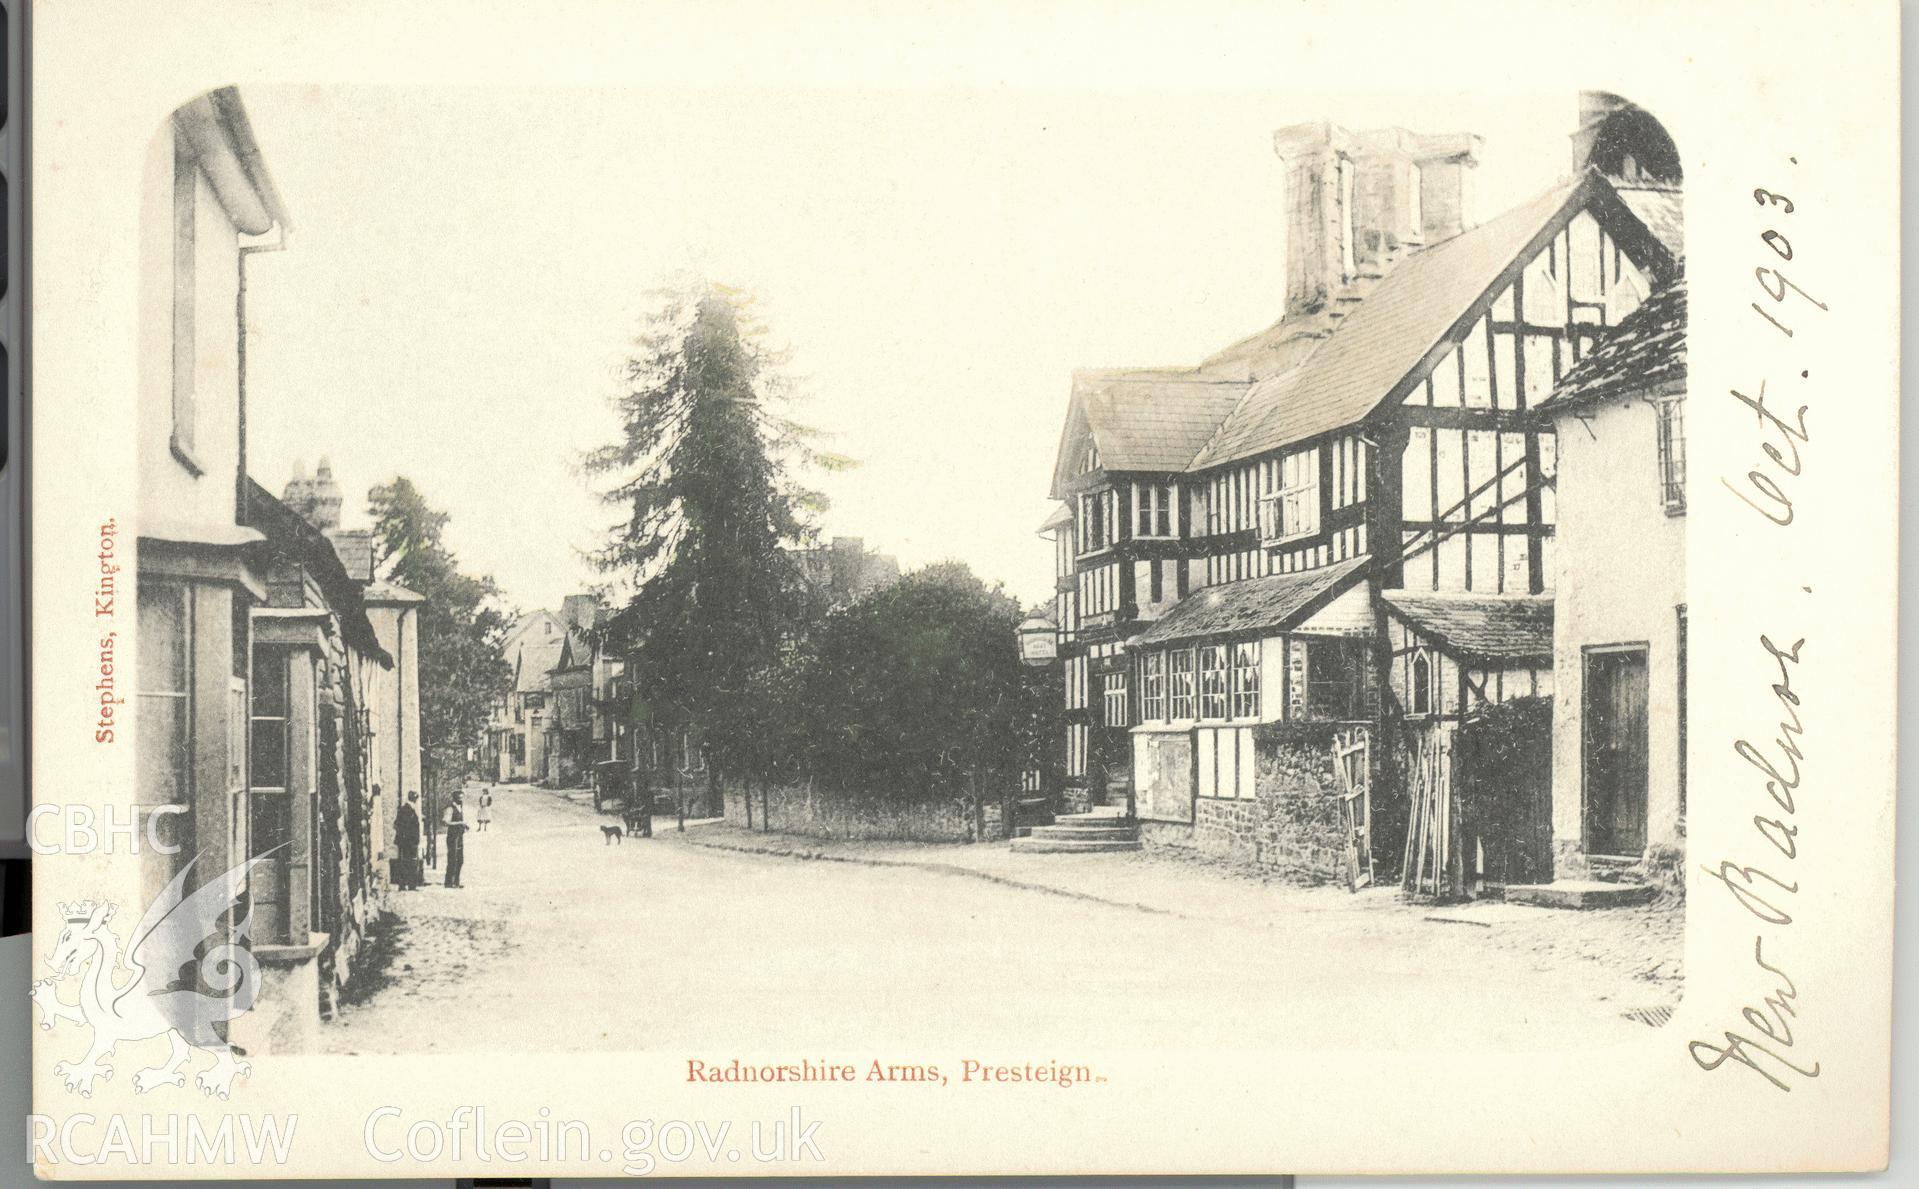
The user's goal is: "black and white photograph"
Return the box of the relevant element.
[23,1,1898,1180]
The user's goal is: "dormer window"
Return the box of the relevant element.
[1079,440,1102,475]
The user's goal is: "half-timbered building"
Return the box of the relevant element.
[1041,110,1680,890]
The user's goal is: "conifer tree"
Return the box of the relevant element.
[585,285,842,787]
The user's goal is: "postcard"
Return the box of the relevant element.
[26,0,1898,1178]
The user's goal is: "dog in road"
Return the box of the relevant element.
[600,824,625,845]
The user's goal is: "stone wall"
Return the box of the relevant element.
[1140,721,1360,885]
[721,781,997,843]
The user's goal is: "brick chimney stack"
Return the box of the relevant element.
[283,455,344,531]
[1272,122,1480,317]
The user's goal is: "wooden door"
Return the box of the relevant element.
[1583,648,1649,857]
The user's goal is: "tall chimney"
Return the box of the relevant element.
[283,454,343,530]
[1273,122,1481,316]
[1404,130,1480,242]
[1272,122,1357,316]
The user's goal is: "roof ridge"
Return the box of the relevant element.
[1188,176,1595,471]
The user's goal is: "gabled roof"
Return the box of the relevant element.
[1049,369,1250,497]
[1538,276,1686,411]
[1189,170,1674,469]
[1382,591,1554,662]
[1195,181,1572,468]
[552,628,596,673]
[513,633,567,693]
[1133,556,1369,646]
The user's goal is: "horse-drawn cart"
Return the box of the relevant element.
[591,760,633,813]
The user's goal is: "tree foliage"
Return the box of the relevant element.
[585,285,839,776]
[793,562,1042,801]
[366,476,515,775]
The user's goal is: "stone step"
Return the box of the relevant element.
[1009,836,1144,855]
[1585,856,1640,883]
[1025,824,1138,842]
[1501,880,1658,910]
[1049,812,1131,829]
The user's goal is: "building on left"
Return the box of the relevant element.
[135,88,423,1053]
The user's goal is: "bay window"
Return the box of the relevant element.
[1140,650,1166,721]
[1170,649,1197,719]
[1198,645,1230,719]
[249,643,314,945]
[1231,641,1261,718]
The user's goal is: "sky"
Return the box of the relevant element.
[240,86,1580,616]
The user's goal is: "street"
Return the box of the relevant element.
[319,781,1680,1056]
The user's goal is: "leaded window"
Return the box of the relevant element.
[1198,645,1230,719]
[1102,671,1128,727]
[1140,650,1166,721]
[1231,641,1261,718]
[1656,396,1686,513]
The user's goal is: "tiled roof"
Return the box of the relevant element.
[1616,186,1682,257]
[326,529,376,583]
[1382,591,1554,661]
[1055,369,1249,490]
[1134,556,1369,646]
[1192,179,1585,469]
[1037,503,1072,534]
[1538,277,1686,410]
[363,580,426,605]
[514,634,567,692]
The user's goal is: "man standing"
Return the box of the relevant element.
[393,791,422,890]
[442,789,469,888]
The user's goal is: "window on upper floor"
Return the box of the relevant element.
[1259,448,1321,543]
[1078,490,1109,553]
[1656,396,1686,514]
[1134,483,1175,538]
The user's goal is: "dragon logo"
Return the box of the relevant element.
[32,849,282,1099]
